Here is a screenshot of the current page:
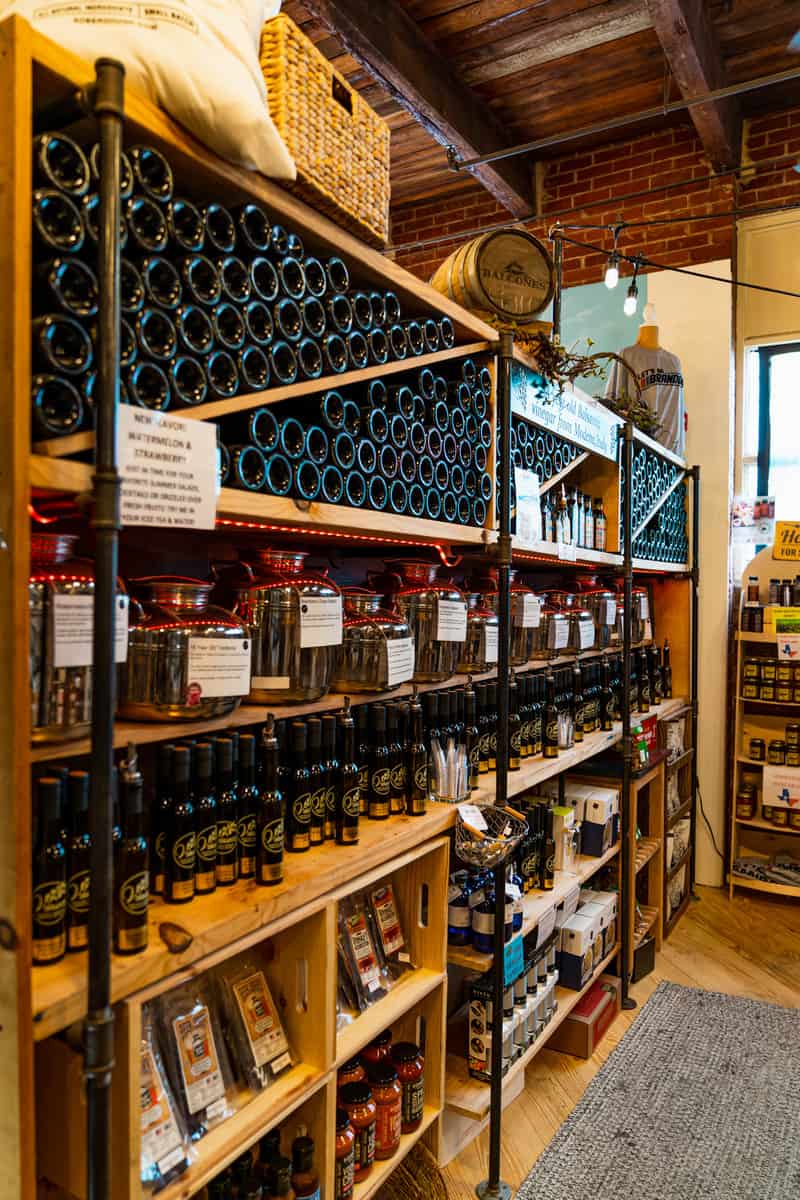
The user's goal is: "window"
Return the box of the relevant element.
[741,342,800,518]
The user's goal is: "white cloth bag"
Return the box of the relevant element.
[3,1,296,180]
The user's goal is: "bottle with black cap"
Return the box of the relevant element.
[487,682,499,771]
[572,663,585,744]
[508,672,522,771]
[257,715,284,883]
[368,704,391,820]
[543,674,559,759]
[322,714,338,842]
[215,737,239,886]
[406,686,429,816]
[463,678,480,792]
[193,741,218,894]
[476,684,491,774]
[336,698,361,844]
[150,743,174,895]
[66,770,91,953]
[599,655,614,731]
[114,744,149,955]
[423,691,440,754]
[32,776,67,965]
[355,705,370,817]
[237,733,259,879]
[286,721,313,851]
[637,646,651,714]
[291,1134,320,1199]
[307,717,326,846]
[386,703,406,816]
[164,746,195,904]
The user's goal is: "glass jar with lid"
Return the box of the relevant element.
[391,1041,425,1133]
[331,588,413,693]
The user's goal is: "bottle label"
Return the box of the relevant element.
[372,767,390,796]
[468,888,485,909]
[401,1076,425,1126]
[299,595,343,649]
[472,911,494,934]
[171,831,196,874]
[390,763,406,793]
[261,818,284,856]
[231,970,290,1069]
[140,1046,183,1174]
[344,912,381,992]
[196,824,217,863]
[238,813,256,852]
[120,870,149,917]
[353,1120,376,1171]
[155,832,165,864]
[312,788,326,821]
[448,905,471,928]
[68,868,90,915]
[326,785,337,816]
[479,732,491,757]
[171,1006,225,1116]
[546,719,558,743]
[117,922,148,952]
[216,819,238,858]
[33,879,67,926]
[414,762,428,792]
[342,786,360,818]
[371,883,404,956]
[375,1093,402,1155]
[293,792,312,826]
[510,731,521,753]
[335,1147,355,1200]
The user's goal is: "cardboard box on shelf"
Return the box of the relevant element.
[546,974,622,1059]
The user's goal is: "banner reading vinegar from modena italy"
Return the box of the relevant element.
[510,364,621,461]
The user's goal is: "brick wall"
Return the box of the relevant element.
[390,108,800,287]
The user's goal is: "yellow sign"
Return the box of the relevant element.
[774,522,800,560]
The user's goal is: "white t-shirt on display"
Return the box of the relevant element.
[604,343,685,456]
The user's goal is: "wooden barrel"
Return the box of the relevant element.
[430,229,554,320]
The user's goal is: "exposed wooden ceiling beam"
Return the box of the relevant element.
[461,0,653,85]
[646,0,742,168]
[298,0,535,217]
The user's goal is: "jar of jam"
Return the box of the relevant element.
[777,684,793,703]
[761,660,777,682]
[735,784,756,820]
[749,738,766,761]
[367,1062,402,1160]
[786,723,800,750]
[790,809,800,830]
[768,739,786,765]
[787,748,800,767]
[772,806,789,827]
[777,662,793,683]
[391,1041,425,1134]
[339,1082,376,1182]
[742,681,759,699]
[338,1058,366,1092]
[743,658,760,680]
[760,684,776,701]
[361,1030,392,1069]
[335,1108,355,1200]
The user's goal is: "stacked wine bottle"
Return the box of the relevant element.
[511,417,582,482]
[30,131,457,440]
[218,357,494,524]
[620,443,688,563]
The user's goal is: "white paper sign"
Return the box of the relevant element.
[436,598,468,642]
[520,594,542,629]
[552,619,569,651]
[777,635,800,661]
[514,468,541,544]
[299,595,343,649]
[639,594,650,620]
[52,593,129,667]
[578,617,595,650]
[484,625,499,664]
[186,638,251,700]
[458,803,488,832]
[386,637,415,686]
[558,541,577,562]
[118,406,217,529]
[535,905,556,948]
[602,598,617,626]
[762,764,800,809]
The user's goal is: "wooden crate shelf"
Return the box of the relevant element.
[634,904,660,947]
[728,873,800,898]
[635,837,661,873]
[667,797,694,828]
[736,815,800,835]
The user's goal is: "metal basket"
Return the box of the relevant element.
[455,805,528,869]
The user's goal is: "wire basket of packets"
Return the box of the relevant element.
[455,802,528,870]
[337,878,412,1029]
[139,948,294,1192]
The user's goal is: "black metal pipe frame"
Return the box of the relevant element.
[551,232,563,343]
[619,422,636,1011]
[86,58,125,1200]
[689,465,701,895]
[476,331,514,1200]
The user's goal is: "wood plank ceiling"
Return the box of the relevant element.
[280,0,800,210]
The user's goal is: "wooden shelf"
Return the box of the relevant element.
[634,837,661,874]
[664,890,691,938]
[666,849,691,880]
[630,558,689,574]
[736,815,800,835]
[444,943,620,1120]
[632,427,687,470]
[634,905,659,946]
[33,343,492,457]
[157,1066,328,1200]
[511,539,621,567]
[738,696,800,709]
[336,969,444,1067]
[666,797,693,829]
[447,843,620,973]
[735,631,779,643]
[665,747,694,773]
[31,808,455,1041]
[353,1105,440,1200]
[729,873,800,898]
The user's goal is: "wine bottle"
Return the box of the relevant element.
[278,255,306,301]
[215,737,239,887]
[337,699,361,844]
[326,257,350,295]
[207,349,239,398]
[193,742,218,895]
[178,253,221,307]
[543,673,559,758]
[203,202,237,254]
[33,314,92,377]
[637,646,651,714]
[487,683,499,771]
[573,663,585,743]
[404,688,429,817]
[235,202,272,253]
[356,705,370,817]
[211,302,245,353]
[65,770,91,952]
[326,293,353,335]
[368,327,389,366]
[270,223,290,257]
[384,291,402,324]
[129,144,174,202]
[297,337,324,380]
[33,189,85,257]
[113,747,149,957]
[508,672,522,771]
[171,355,208,408]
[301,296,327,339]
[127,194,169,253]
[33,776,67,965]
[368,705,391,820]
[37,256,99,320]
[238,345,270,393]
[349,291,373,331]
[161,747,194,904]
[368,290,387,327]
[286,721,312,852]
[149,743,173,896]
[662,640,673,699]
[388,324,408,360]
[307,718,326,846]
[320,715,338,842]
[126,360,171,411]
[321,464,344,504]
[31,374,84,439]
[387,703,407,816]
[649,644,663,703]
[463,678,480,792]
[540,808,555,891]
[303,256,327,299]
[269,339,299,386]
[235,734,258,880]
[217,254,251,304]
[135,307,178,362]
[347,330,369,369]
[345,470,366,507]
[257,717,285,884]
[229,444,267,492]
[34,132,90,196]
[251,255,279,303]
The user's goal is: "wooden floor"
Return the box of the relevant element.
[442,884,800,1199]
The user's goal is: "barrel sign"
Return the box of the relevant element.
[430,229,554,321]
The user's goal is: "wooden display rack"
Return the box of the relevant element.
[729,546,800,901]
[0,16,697,1199]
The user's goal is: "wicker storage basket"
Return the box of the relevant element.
[260,14,390,247]
[374,1142,449,1200]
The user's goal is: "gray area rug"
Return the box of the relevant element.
[518,981,800,1200]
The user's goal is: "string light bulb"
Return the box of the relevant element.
[624,280,639,316]
[604,250,620,289]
